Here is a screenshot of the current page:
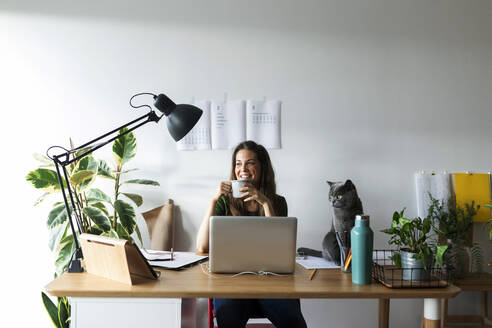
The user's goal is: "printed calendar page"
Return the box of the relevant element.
[176,99,281,150]
[246,100,281,149]
[176,100,211,150]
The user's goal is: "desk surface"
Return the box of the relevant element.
[45,263,460,299]
[451,272,492,291]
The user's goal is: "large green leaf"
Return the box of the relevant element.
[74,156,98,190]
[86,225,103,235]
[91,202,110,216]
[58,297,70,328]
[47,204,69,229]
[116,223,133,242]
[122,179,160,186]
[112,128,137,166]
[134,224,143,247]
[82,206,111,232]
[435,244,449,268]
[34,153,54,165]
[114,200,136,234]
[87,188,112,204]
[48,221,68,251]
[42,292,61,328]
[69,170,95,187]
[55,234,75,276]
[26,168,63,192]
[97,159,114,179]
[102,230,119,239]
[34,192,50,206]
[122,193,143,207]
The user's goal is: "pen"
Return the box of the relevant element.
[309,269,317,280]
[149,258,173,262]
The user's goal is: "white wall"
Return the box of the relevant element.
[1,0,491,327]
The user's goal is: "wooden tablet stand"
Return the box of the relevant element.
[79,233,159,285]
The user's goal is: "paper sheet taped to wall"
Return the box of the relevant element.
[453,173,491,222]
[177,99,281,150]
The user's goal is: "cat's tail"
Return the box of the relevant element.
[297,247,322,257]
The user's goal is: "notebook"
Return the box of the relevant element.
[209,216,297,273]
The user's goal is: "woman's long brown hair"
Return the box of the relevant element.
[228,141,276,216]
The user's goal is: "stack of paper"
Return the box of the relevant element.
[140,248,208,269]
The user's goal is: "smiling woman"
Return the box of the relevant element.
[195,140,306,328]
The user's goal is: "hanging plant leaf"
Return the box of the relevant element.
[41,292,61,328]
[82,206,111,232]
[55,234,75,276]
[74,156,98,190]
[26,168,64,192]
[47,204,69,229]
[122,179,160,186]
[122,193,143,207]
[114,200,136,235]
[69,170,95,187]
[87,188,112,204]
[112,128,137,166]
[97,159,114,179]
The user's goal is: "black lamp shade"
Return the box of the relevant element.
[166,104,203,141]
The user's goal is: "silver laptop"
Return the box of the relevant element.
[209,216,297,273]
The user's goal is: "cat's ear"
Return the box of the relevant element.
[344,179,354,188]
[327,181,334,187]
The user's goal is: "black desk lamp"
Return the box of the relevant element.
[47,93,202,273]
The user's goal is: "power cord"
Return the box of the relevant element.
[200,263,286,278]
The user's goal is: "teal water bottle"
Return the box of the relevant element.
[351,215,374,285]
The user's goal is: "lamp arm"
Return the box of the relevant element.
[54,160,82,250]
[66,110,161,165]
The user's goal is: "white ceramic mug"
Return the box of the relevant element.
[231,180,250,198]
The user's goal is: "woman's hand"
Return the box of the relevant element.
[240,183,270,206]
[212,181,232,202]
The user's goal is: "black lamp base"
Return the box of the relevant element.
[68,248,84,273]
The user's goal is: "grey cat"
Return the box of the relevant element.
[297,180,363,265]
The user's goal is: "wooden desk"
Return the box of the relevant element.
[441,272,492,328]
[46,264,460,328]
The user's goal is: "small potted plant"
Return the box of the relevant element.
[427,195,481,278]
[381,208,448,281]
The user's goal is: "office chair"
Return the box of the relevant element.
[208,299,301,328]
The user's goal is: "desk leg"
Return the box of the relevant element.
[378,298,390,328]
[423,298,440,328]
[482,291,492,326]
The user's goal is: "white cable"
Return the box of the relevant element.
[200,263,286,278]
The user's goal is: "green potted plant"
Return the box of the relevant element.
[381,208,448,281]
[26,128,159,327]
[427,195,481,278]
[483,204,492,241]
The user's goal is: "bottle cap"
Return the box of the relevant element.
[356,215,370,221]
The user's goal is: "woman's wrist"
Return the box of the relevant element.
[262,198,272,210]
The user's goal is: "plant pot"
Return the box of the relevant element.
[400,250,431,281]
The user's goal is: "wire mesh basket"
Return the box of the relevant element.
[372,250,451,288]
